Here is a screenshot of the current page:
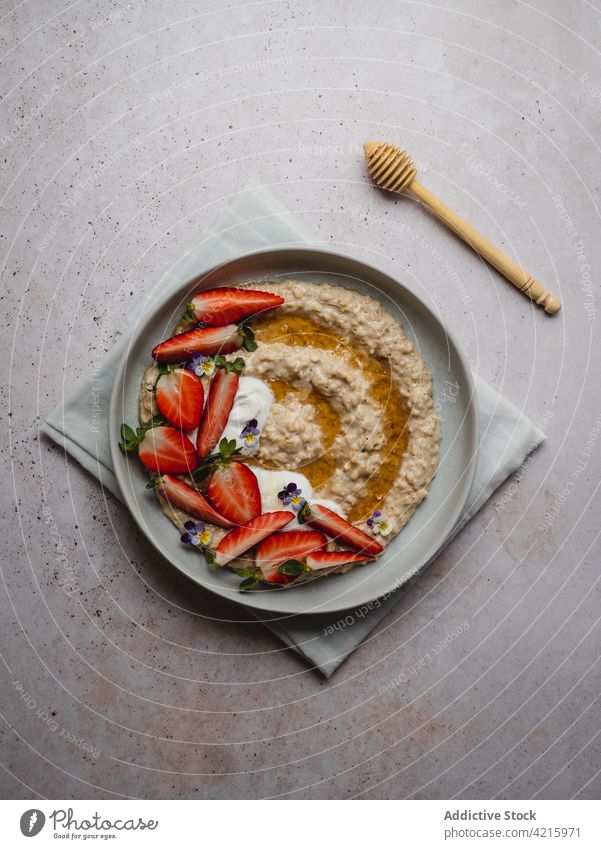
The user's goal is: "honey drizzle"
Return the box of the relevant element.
[253,312,410,522]
[266,378,342,489]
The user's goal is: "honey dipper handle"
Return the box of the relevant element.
[407,180,561,314]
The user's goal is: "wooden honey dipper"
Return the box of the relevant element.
[363,141,561,314]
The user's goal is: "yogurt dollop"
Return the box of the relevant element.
[220,376,274,448]
[253,468,345,529]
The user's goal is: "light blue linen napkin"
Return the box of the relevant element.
[41,180,544,677]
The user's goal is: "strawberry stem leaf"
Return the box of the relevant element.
[119,422,142,452]
[191,438,242,481]
[118,441,138,453]
[147,414,166,429]
[297,501,311,525]
[191,465,212,482]
[214,355,246,374]
[278,559,310,576]
[239,324,257,352]
[181,304,197,323]
[157,364,179,377]
[120,423,136,442]
[118,417,166,453]
[219,438,241,460]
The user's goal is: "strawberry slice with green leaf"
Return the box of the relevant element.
[151,473,233,529]
[155,367,204,431]
[196,369,239,459]
[119,419,197,474]
[298,502,384,556]
[212,511,294,567]
[208,460,261,525]
[186,287,284,326]
[152,323,256,364]
[306,550,370,570]
[255,530,327,582]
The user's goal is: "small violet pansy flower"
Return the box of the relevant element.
[180,520,213,547]
[277,482,306,512]
[187,354,216,378]
[240,418,261,452]
[366,510,392,537]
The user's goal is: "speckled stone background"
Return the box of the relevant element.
[2,0,601,800]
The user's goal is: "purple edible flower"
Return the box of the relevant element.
[278,482,305,511]
[240,418,260,450]
[367,510,391,536]
[181,520,213,547]
[187,354,215,378]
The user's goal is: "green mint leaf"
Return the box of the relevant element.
[239,576,259,592]
[278,559,309,576]
[235,567,258,579]
[204,550,216,565]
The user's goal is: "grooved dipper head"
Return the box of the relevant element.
[363,140,417,192]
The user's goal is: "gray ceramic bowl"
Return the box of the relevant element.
[109,248,478,615]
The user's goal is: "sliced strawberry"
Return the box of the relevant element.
[196,369,239,459]
[155,474,233,529]
[306,550,370,570]
[155,368,204,430]
[152,325,241,363]
[256,531,327,581]
[189,287,284,325]
[137,426,197,474]
[299,503,384,556]
[208,461,261,525]
[214,511,294,567]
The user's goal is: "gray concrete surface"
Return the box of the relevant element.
[1,0,601,799]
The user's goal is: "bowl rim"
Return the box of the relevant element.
[109,246,479,615]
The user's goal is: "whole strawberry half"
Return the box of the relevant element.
[154,474,233,529]
[155,368,204,431]
[119,421,197,474]
[213,511,294,567]
[298,502,384,556]
[208,461,261,525]
[152,323,256,364]
[196,369,239,459]
[188,287,284,326]
[255,530,327,582]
